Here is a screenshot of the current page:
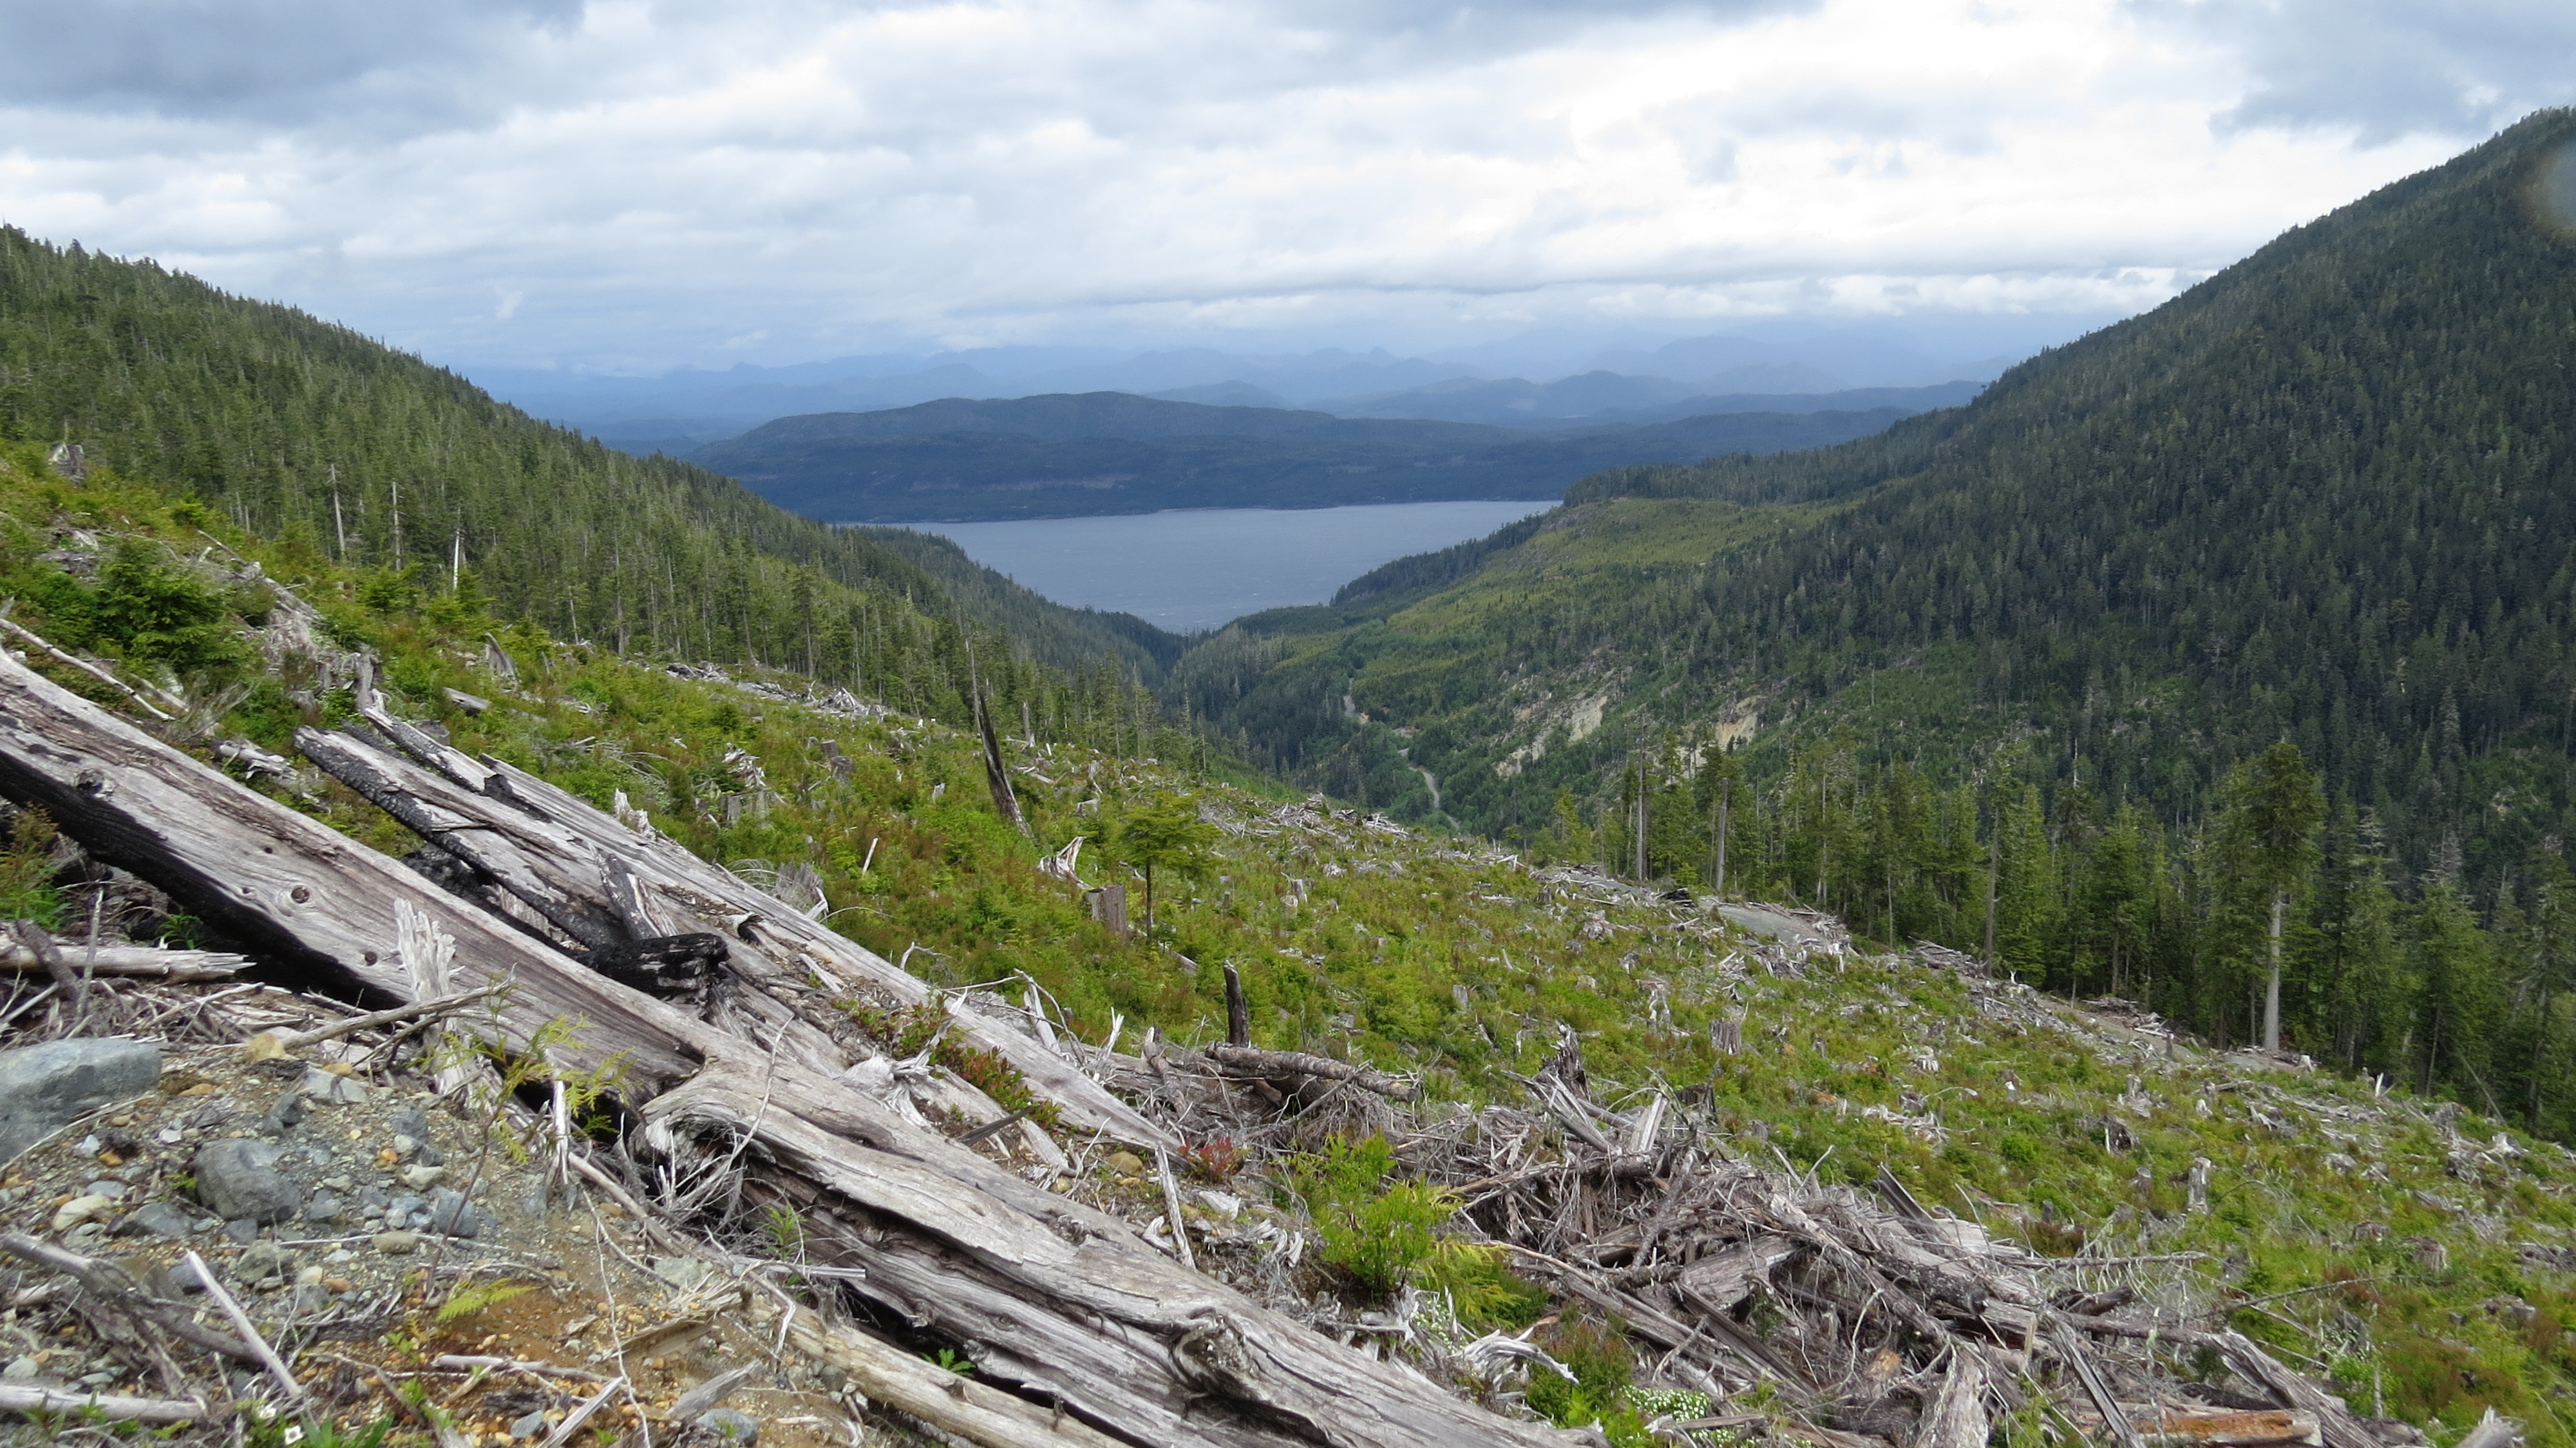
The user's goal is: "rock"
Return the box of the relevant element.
[233,1241,290,1284]
[184,1099,237,1130]
[424,1188,489,1238]
[50,1194,117,1232]
[1105,1150,1146,1177]
[299,1066,368,1105]
[0,1357,33,1382]
[261,1091,308,1134]
[401,1164,447,1190]
[389,1107,433,1141]
[113,1199,198,1239]
[650,1256,712,1291]
[304,1189,345,1224]
[372,1230,419,1255]
[223,1219,261,1244]
[193,1139,301,1223]
[81,1179,128,1202]
[511,1409,550,1440]
[0,1039,160,1164]
[694,1409,760,1445]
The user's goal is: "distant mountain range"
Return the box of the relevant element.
[687,389,1960,522]
[474,325,2036,452]
[1291,376,1986,430]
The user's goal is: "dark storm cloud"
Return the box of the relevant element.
[0,0,582,126]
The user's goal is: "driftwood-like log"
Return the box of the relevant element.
[0,1234,260,1365]
[1915,1351,1989,1448]
[2214,1330,2397,1448]
[0,652,1571,1448]
[2130,1409,2323,1447]
[296,719,1166,1147]
[1206,1043,1419,1101]
[655,1055,1572,1448]
[782,1304,1130,1448]
[0,1382,220,1424]
[0,942,247,980]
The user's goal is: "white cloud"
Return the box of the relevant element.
[0,0,2555,373]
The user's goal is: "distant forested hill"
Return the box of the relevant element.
[688,390,1914,522]
[1168,111,2576,1112]
[0,229,1180,696]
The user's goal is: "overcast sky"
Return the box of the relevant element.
[2,0,2568,376]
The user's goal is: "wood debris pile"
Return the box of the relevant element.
[1108,1011,2460,1448]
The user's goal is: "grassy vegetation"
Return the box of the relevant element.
[13,437,2576,1442]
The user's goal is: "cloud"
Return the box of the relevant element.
[0,0,2530,374]
[2132,1,2576,144]
[0,0,585,129]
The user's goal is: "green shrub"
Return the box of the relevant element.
[0,809,62,928]
[92,540,250,677]
[1286,1135,1528,1317]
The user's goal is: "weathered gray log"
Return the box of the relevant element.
[0,1382,220,1424]
[0,651,1572,1448]
[1913,1350,1987,1448]
[0,1234,258,1364]
[2052,1321,2147,1448]
[782,1303,1130,1448]
[298,727,629,948]
[0,942,245,980]
[2213,1330,2394,1448]
[298,719,1166,1147]
[0,652,699,1090]
[1206,1043,1418,1101]
[2453,1409,2519,1448]
[654,1054,1576,1448]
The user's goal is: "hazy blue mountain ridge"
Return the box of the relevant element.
[688,390,1924,522]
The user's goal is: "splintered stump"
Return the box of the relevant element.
[0,651,1571,1448]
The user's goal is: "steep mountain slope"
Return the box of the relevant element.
[10,440,2576,1447]
[0,227,1177,687]
[691,390,1911,522]
[1170,112,2576,1103]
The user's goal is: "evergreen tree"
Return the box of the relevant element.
[2211,742,2326,1051]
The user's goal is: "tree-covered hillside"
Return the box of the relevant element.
[690,389,1910,522]
[1169,112,2576,1126]
[0,228,1178,687]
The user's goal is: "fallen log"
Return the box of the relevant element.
[2213,1330,2395,1448]
[782,1302,1128,1448]
[0,941,247,980]
[295,719,1166,1148]
[0,651,1571,1448]
[0,1382,221,1424]
[656,1053,1575,1447]
[1208,1042,1418,1101]
[0,1234,261,1365]
[2130,1409,2323,1447]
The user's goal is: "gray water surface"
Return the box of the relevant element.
[911,500,1551,633]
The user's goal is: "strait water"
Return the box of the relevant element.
[907,499,1553,633]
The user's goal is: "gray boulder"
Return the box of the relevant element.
[0,1039,159,1164]
[692,1409,759,1446]
[422,1186,489,1239]
[192,1139,301,1223]
[113,1199,198,1239]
